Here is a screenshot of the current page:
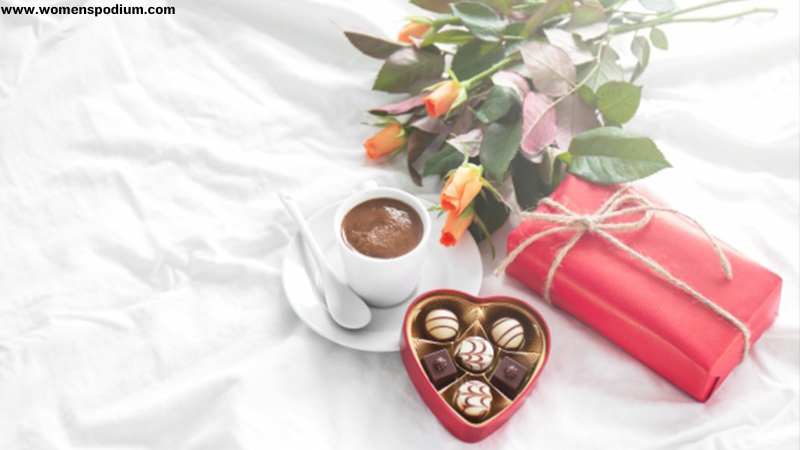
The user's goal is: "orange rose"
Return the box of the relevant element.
[397,22,431,44]
[441,164,483,216]
[440,208,475,247]
[424,80,462,118]
[364,123,406,160]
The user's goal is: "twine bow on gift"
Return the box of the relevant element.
[495,186,752,359]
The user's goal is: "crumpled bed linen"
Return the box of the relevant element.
[0,0,797,449]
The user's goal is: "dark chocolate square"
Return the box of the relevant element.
[490,356,530,399]
[421,348,458,389]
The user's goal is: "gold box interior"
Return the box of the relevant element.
[405,293,548,425]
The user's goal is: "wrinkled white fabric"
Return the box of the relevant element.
[0,1,798,449]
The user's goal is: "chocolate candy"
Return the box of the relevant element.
[424,309,459,341]
[454,336,494,372]
[455,380,492,419]
[421,348,458,389]
[490,357,530,399]
[490,317,525,350]
[408,294,547,431]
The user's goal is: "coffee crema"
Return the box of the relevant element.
[341,197,423,259]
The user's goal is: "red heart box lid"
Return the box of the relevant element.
[400,289,551,443]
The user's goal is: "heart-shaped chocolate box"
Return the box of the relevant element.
[401,289,550,443]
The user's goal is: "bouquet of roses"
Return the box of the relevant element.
[345,0,773,247]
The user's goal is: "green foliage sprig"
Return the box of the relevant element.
[347,0,775,244]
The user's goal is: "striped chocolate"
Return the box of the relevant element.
[424,309,459,341]
[490,317,525,350]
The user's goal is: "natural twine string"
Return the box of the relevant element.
[495,186,751,359]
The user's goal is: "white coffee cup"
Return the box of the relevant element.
[334,187,432,307]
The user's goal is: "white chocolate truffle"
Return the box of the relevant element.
[454,336,494,372]
[455,380,492,419]
[424,309,459,341]
[490,317,525,350]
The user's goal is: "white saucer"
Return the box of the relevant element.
[281,195,483,352]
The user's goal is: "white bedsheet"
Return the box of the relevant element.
[1,1,798,449]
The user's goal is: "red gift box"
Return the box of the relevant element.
[505,175,782,401]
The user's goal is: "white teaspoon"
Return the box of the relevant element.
[278,192,372,330]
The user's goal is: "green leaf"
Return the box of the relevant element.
[411,0,454,13]
[568,21,609,41]
[567,1,608,40]
[538,147,563,189]
[451,40,505,80]
[480,115,523,181]
[596,81,641,124]
[570,2,605,27]
[423,145,463,177]
[511,153,549,210]
[650,27,669,50]
[344,31,404,59]
[487,0,513,14]
[503,21,527,39]
[630,36,650,82]
[373,48,445,94]
[577,85,597,106]
[468,189,510,243]
[450,1,508,42]
[566,127,671,184]
[639,0,675,13]
[577,46,623,92]
[476,85,518,123]
[519,0,572,37]
[407,130,436,186]
[426,29,474,45]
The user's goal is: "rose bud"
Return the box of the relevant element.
[440,208,475,247]
[364,123,406,160]
[441,164,483,216]
[424,80,463,118]
[397,22,431,44]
